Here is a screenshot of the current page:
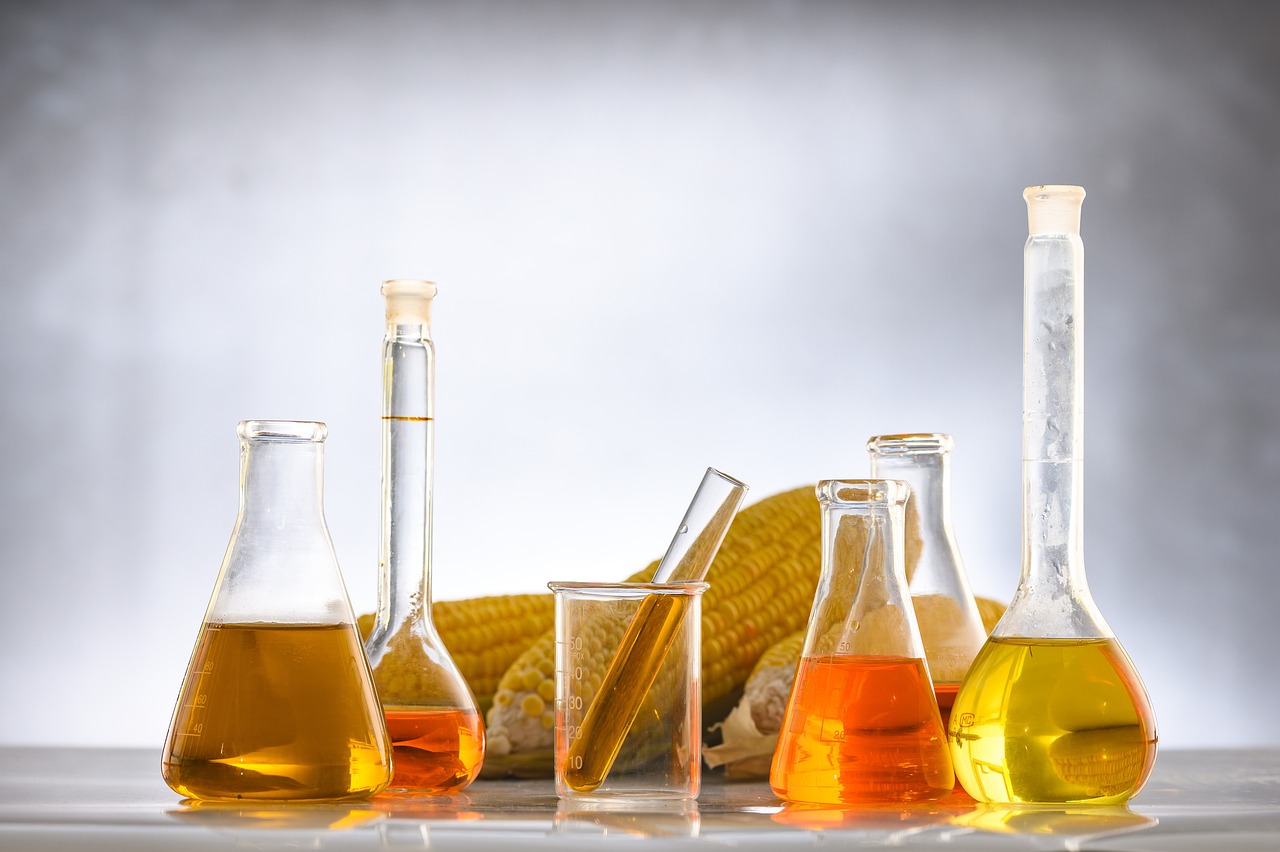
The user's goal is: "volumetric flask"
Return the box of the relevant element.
[948,186,1157,805]
[771,480,953,805]
[362,280,485,795]
[868,433,987,727]
[162,421,392,802]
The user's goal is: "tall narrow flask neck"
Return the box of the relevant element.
[377,281,438,633]
[1009,186,1109,638]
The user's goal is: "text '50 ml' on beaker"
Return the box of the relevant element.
[162,420,392,802]
[771,480,954,805]
[947,187,1157,805]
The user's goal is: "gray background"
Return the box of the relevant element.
[2,0,1277,749]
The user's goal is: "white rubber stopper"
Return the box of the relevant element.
[1024,185,1085,236]
[381,279,437,324]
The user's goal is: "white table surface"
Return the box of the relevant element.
[1,747,1278,850]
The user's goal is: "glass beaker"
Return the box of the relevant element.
[948,186,1157,805]
[362,280,485,795]
[868,433,987,726]
[770,480,954,805]
[162,420,392,802]
[550,581,706,800]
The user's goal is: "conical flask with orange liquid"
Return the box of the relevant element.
[770,480,954,805]
[947,187,1157,804]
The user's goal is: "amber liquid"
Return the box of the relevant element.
[770,655,954,805]
[381,707,485,794]
[163,623,391,801]
[948,637,1157,804]
[564,594,688,792]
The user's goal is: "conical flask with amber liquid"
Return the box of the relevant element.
[948,187,1157,804]
[162,421,392,802]
[770,480,954,805]
[363,280,485,794]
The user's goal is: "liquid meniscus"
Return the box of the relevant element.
[381,707,485,794]
[163,622,391,802]
[770,655,954,805]
[948,636,1157,804]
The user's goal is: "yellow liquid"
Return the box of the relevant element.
[163,623,392,802]
[948,637,1157,804]
[564,594,688,792]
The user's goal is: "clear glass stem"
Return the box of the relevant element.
[1006,187,1107,637]
[374,323,436,636]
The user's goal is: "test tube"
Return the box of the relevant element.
[562,468,748,793]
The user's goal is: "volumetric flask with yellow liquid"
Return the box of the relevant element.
[947,187,1157,805]
[362,280,485,795]
[162,421,392,802]
[771,480,954,805]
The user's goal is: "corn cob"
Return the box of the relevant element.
[484,486,824,769]
[356,593,554,714]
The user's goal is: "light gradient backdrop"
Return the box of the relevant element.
[2,0,1277,749]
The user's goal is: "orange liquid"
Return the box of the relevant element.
[163,623,391,802]
[770,655,954,805]
[934,682,960,731]
[381,707,485,794]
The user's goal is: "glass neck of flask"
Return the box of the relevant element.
[239,439,324,525]
[1012,186,1108,637]
[870,449,964,592]
[377,319,437,630]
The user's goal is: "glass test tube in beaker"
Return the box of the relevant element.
[162,421,392,802]
[550,581,707,800]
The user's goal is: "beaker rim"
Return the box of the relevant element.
[547,581,709,599]
[816,479,910,507]
[867,433,954,455]
[237,420,328,443]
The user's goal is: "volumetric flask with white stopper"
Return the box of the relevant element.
[948,186,1157,804]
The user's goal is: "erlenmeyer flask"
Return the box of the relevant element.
[948,187,1157,804]
[770,480,953,805]
[868,434,987,726]
[162,420,392,802]
[363,280,485,795]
